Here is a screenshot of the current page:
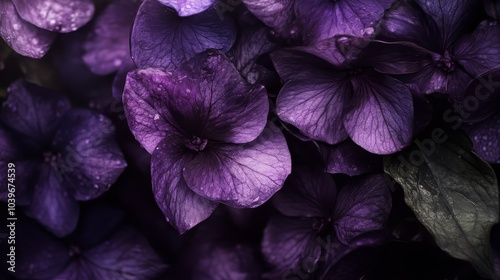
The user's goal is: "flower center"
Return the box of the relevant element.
[436,51,455,72]
[69,245,81,257]
[312,217,332,232]
[43,151,61,166]
[185,136,208,152]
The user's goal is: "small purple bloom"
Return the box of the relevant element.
[261,167,392,276]
[0,80,126,237]
[0,0,94,58]
[123,50,291,233]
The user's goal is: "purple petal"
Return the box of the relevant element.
[0,0,56,58]
[52,109,127,201]
[273,166,337,218]
[1,80,71,144]
[414,0,478,45]
[454,25,500,78]
[333,174,392,245]
[173,50,269,144]
[462,113,500,164]
[11,0,94,33]
[83,0,141,75]
[131,0,236,71]
[25,164,80,237]
[123,68,177,153]
[16,219,70,279]
[183,124,291,208]
[151,136,218,233]
[344,74,414,154]
[378,0,441,51]
[262,214,322,275]
[317,140,381,176]
[272,50,350,145]
[295,0,396,44]
[241,0,296,40]
[459,67,500,122]
[158,0,216,16]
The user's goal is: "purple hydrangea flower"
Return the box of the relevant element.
[261,167,392,277]
[271,38,416,154]
[157,0,217,17]
[378,0,500,101]
[14,206,167,279]
[123,50,291,233]
[0,0,94,58]
[130,0,236,72]
[242,0,396,44]
[0,80,126,237]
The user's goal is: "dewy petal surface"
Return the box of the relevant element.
[463,113,500,164]
[123,68,179,154]
[131,0,236,71]
[273,166,337,218]
[273,49,350,144]
[344,74,414,154]
[83,0,141,75]
[0,0,56,58]
[151,136,218,234]
[52,109,127,201]
[158,0,216,17]
[333,174,392,245]
[183,124,291,208]
[25,164,80,237]
[0,80,71,145]
[172,50,269,144]
[11,0,95,33]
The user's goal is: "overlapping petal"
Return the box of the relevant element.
[158,0,216,17]
[131,0,236,71]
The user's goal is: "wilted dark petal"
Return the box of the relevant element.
[173,50,269,144]
[0,80,71,145]
[241,0,295,39]
[273,166,336,218]
[262,214,321,276]
[492,223,500,277]
[454,25,500,78]
[295,0,395,44]
[25,164,79,237]
[414,0,478,45]
[333,174,392,245]
[52,109,127,201]
[11,0,94,33]
[16,219,70,279]
[158,0,216,16]
[344,74,413,154]
[123,68,178,153]
[152,136,218,234]
[192,243,262,280]
[462,113,500,164]
[317,140,381,176]
[378,0,441,51]
[131,0,236,71]
[79,227,167,278]
[0,0,56,58]
[272,50,350,145]
[183,124,291,208]
[83,0,141,75]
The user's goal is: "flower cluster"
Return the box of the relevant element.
[0,0,499,279]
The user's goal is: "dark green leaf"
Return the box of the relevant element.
[384,129,499,278]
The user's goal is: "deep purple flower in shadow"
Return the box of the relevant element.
[261,167,392,277]
[378,0,500,101]
[11,206,167,279]
[123,50,291,234]
[271,38,418,154]
[242,0,396,44]
[462,113,500,164]
[130,0,236,72]
[0,80,126,237]
[0,0,94,58]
